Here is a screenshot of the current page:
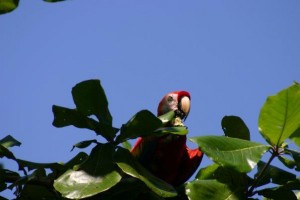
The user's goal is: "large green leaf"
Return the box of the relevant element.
[157,111,175,125]
[114,147,177,198]
[258,186,297,200]
[72,80,112,125]
[258,83,300,146]
[0,0,19,14]
[54,144,121,199]
[71,139,98,151]
[116,110,163,143]
[190,136,269,172]
[185,179,245,200]
[0,135,21,148]
[221,116,250,140]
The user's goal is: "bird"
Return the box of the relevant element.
[131,91,203,186]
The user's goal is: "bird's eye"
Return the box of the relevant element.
[167,96,173,102]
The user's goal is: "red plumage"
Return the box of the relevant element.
[131,91,203,186]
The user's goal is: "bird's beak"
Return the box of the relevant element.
[180,96,190,120]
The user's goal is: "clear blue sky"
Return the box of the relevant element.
[1,1,299,198]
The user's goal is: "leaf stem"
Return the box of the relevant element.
[247,146,279,197]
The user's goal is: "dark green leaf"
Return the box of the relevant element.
[0,0,19,14]
[186,179,245,200]
[63,152,88,170]
[290,127,300,148]
[190,136,269,172]
[19,184,63,199]
[154,126,188,136]
[157,111,175,125]
[256,161,296,185]
[16,159,64,172]
[0,144,16,160]
[71,140,97,151]
[258,83,300,146]
[258,186,297,200]
[278,156,296,170]
[116,110,163,143]
[54,144,121,199]
[285,148,300,171]
[0,135,21,148]
[114,147,177,198]
[72,79,112,125]
[221,116,250,140]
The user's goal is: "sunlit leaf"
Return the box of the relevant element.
[256,161,296,185]
[0,0,19,14]
[115,147,177,198]
[258,83,300,146]
[186,179,245,200]
[195,164,220,180]
[221,116,250,140]
[122,141,132,151]
[190,136,269,172]
[157,111,175,125]
[54,144,121,199]
[116,110,163,143]
[0,135,21,148]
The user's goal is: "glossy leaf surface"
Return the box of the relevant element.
[259,83,300,146]
[190,136,269,172]
[54,144,121,199]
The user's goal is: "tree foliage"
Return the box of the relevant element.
[1,79,300,199]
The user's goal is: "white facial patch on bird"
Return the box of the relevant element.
[161,93,179,114]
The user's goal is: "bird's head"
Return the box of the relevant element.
[157,91,191,121]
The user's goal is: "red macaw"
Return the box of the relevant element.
[131,91,203,186]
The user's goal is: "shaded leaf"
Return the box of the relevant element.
[16,159,64,172]
[71,140,97,151]
[154,126,188,136]
[0,135,21,148]
[54,143,121,199]
[278,156,296,170]
[221,116,250,140]
[258,83,300,146]
[114,147,177,198]
[19,184,63,199]
[285,148,300,171]
[195,164,220,180]
[0,0,18,14]
[258,186,297,200]
[256,161,296,185]
[116,110,163,143]
[190,136,269,172]
[72,79,112,125]
[0,144,16,160]
[186,179,245,200]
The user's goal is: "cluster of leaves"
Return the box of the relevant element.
[1,79,300,200]
[0,0,66,15]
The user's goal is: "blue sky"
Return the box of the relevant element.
[1,1,300,198]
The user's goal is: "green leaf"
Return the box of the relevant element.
[285,148,300,171]
[54,144,121,199]
[0,135,21,148]
[258,186,297,200]
[221,116,250,140]
[190,136,269,172]
[72,80,112,125]
[0,0,19,14]
[114,147,177,198]
[157,111,175,125]
[289,127,300,148]
[278,156,296,170]
[16,159,65,172]
[116,110,163,143]
[258,83,300,146]
[0,144,16,160]
[256,161,296,185]
[71,139,98,151]
[19,184,63,199]
[122,141,132,151]
[186,179,245,200]
[154,126,188,136]
[52,105,99,130]
[195,164,220,180]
